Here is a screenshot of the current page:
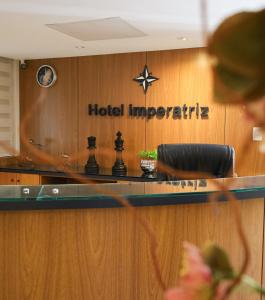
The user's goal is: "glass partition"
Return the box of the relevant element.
[0,176,264,203]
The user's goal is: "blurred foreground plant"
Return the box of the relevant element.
[165,242,265,300]
[208,8,265,128]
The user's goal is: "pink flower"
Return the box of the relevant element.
[165,287,194,300]
[180,242,212,289]
[165,242,212,300]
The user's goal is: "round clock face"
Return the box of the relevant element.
[36,65,57,88]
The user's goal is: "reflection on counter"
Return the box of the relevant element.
[161,179,207,189]
[0,176,264,211]
[145,179,210,194]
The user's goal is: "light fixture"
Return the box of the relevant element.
[75,45,85,49]
[177,36,187,41]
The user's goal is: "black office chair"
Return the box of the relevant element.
[157,143,235,180]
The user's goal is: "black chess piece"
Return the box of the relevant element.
[85,136,99,175]
[112,131,127,176]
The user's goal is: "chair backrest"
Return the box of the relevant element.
[157,143,235,180]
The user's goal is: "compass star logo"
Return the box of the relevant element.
[133,65,159,93]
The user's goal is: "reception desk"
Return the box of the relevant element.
[0,176,264,299]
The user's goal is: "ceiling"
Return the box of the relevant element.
[0,0,264,60]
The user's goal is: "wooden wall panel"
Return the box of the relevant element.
[18,49,265,175]
[145,49,225,148]
[0,199,263,300]
[78,53,146,171]
[225,105,265,176]
[20,58,78,162]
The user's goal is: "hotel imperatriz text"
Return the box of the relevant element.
[88,104,209,119]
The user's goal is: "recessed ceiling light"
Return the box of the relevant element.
[177,37,187,41]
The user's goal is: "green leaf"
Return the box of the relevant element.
[202,243,235,281]
[212,64,265,103]
[242,275,265,295]
[208,9,265,103]
[198,285,215,300]
[208,9,265,77]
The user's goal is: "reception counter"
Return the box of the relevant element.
[0,176,264,300]
[0,175,264,210]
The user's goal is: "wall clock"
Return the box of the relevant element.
[36,65,57,88]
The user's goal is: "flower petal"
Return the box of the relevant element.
[165,288,194,300]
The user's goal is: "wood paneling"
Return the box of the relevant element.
[18,48,264,176]
[145,49,225,148]
[17,173,40,185]
[136,200,264,300]
[262,200,265,296]
[0,199,263,300]
[225,105,265,176]
[0,208,136,300]
[20,58,78,162]
[0,172,40,185]
[0,172,16,184]
[78,53,146,171]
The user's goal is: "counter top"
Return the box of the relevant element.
[0,164,158,182]
[0,175,264,210]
